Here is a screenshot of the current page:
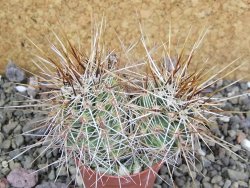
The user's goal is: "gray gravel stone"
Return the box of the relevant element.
[1,168,10,176]
[211,175,222,184]
[231,182,239,188]
[206,153,215,162]
[3,121,18,134]
[48,169,55,181]
[159,164,168,175]
[14,135,24,147]
[9,161,21,170]
[238,181,248,187]
[203,182,212,188]
[223,169,249,181]
[56,166,67,177]
[223,179,231,188]
[0,133,4,146]
[1,140,11,149]
[239,96,250,110]
[0,111,6,124]
[228,130,236,138]
[5,61,25,82]
[22,155,34,169]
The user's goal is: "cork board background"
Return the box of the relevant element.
[0,0,250,80]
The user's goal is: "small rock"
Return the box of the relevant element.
[3,121,18,134]
[202,156,212,168]
[22,156,34,169]
[203,182,212,188]
[56,166,67,176]
[231,182,239,188]
[1,140,11,149]
[241,138,250,151]
[219,116,230,123]
[239,96,250,110]
[232,144,241,152]
[37,163,48,173]
[237,132,247,144]
[68,165,76,175]
[159,164,168,175]
[0,133,4,146]
[213,184,221,188]
[5,61,25,82]
[9,161,21,170]
[48,169,55,181]
[229,115,241,126]
[7,168,38,188]
[1,168,10,176]
[247,82,250,88]
[1,161,8,168]
[223,179,231,188]
[14,135,24,147]
[223,169,249,181]
[0,178,9,188]
[15,86,27,93]
[228,130,236,138]
[0,111,6,124]
[35,182,67,188]
[206,153,215,162]
[198,148,206,156]
[211,175,222,184]
[238,181,248,187]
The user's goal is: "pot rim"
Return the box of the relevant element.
[78,160,163,179]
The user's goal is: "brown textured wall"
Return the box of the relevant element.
[0,0,249,79]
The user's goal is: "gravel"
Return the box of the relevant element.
[0,76,250,188]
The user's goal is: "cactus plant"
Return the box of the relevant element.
[11,22,245,187]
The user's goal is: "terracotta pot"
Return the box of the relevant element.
[79,162,162,188]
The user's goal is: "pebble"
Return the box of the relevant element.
[3,121,18,134]
[7,168,38,188]
[223,179,231,188]
[0,133,4,146]
[1,161,8,168]
[14,135,24,147]
[9,161,21,170]
[0,178,9,188]
[206,153,215,162]
[159,164,168,175]
[238,181,248,187]
[5,61,25,83]
[56,166,67,176]
[241,138,250,151]
[224,169,249,181]
[22,155,34,169]
[203,182,212,188]
[219,116,230,123]
[228,130,236,138]
[1,140,11,149]
[247,82,250,88]
[48,169,55,180]
[231,182,239,188]
[35,182,67,188]
[15,86,27,93]
[0,111,6,124]
[1,168,10,176]
[211,175,222,184]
